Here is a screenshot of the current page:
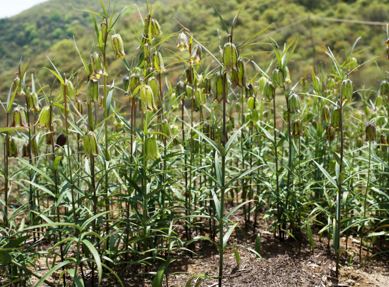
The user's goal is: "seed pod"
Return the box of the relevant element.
[90,52,108,80]
[202,78,211,95]
[8,137,18,158]
[284,66,291,84]
[22,143,30,158]
[322,105,330,123]
[60,79,76,101]
[28,92,40,111]
[177,32,189,51]
[56,133,67,147]
[258,76,267,93]
[123,76,130,96]
[148,76,162,110]
[356,138,363,148]
[376,95,383,107]
[288,94,300,114]
[331,107,341,130]
[245,83,254,98]
[152,52,166,73]
[161,119,172,139]
[378,133,388,151]
[111,34,125,59]
[10,107,28,128]
[340,79,353,99]
[292,119,304,136]
[365,123,376,141]
[190,44,202,64]
[100,22,107,43]
[379,80,389,96]
[139,85,157,111]
[326,126,336,141]
[87,79,99,103]
[222,38,239,73]
[263,81,275,101]
[145,137,159,160]
[272,69,284,87]
[214,72,228,103]
[14,76,25,96]
[176,78,186,99]
[83,131,99,158]
[348,57,358,71]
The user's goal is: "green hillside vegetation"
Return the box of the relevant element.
[0,0,388,95]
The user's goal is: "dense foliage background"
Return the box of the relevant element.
[1,0,389,96]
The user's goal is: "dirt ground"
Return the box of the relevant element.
[5,201,389,287]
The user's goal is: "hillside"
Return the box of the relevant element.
[0,0,389,96]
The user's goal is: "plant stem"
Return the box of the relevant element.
[360,140,371,262]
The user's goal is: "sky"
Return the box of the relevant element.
[0,0,49,19]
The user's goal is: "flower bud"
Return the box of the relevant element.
[145,137,159,160]
[326,126,336,141]
[331,107,341,130]
[148,76,162,110]
[176,78,186,99]
[60,79,76,101]
[140,85,157,111]
[203,121,212,138]
[288,94,300,114]
[376,95,383,107]
[100,22,107,43]
[214,72,228,103]
[272,69,284,87]
[14,76,25,96]
[379,80,389,96]
[364,106,371,118]
[28,92,40,111]
[87,79,99,103]
[177,32,189,51]
[378,133,388,151]
[90,53,107,80]
[348,57,357,71]
[247,96,259,111]
[202,78,211,95]
[8,137,18,158]
[263,81,275,101]
[245,83,254,98]
[83,131,99,158]
[111,34,125,59]
[356,138,363,148]
[284,66,291,84]
[190,44,202,64]
[258,76,267,93]
[322,105,330,123]
[10,107,28,128]
[365,123,376,141]
[123,76,130,96]
[222,39,239,73]
[144,17,162,39]
[152,52,166,73]
[236,57,246,88]
[56,133,67,147]
[22,143,30,158]
[161,119,172,139]
[292,119,304,136]
[340,79,353,99]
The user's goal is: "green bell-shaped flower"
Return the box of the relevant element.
[111,34,126,59]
